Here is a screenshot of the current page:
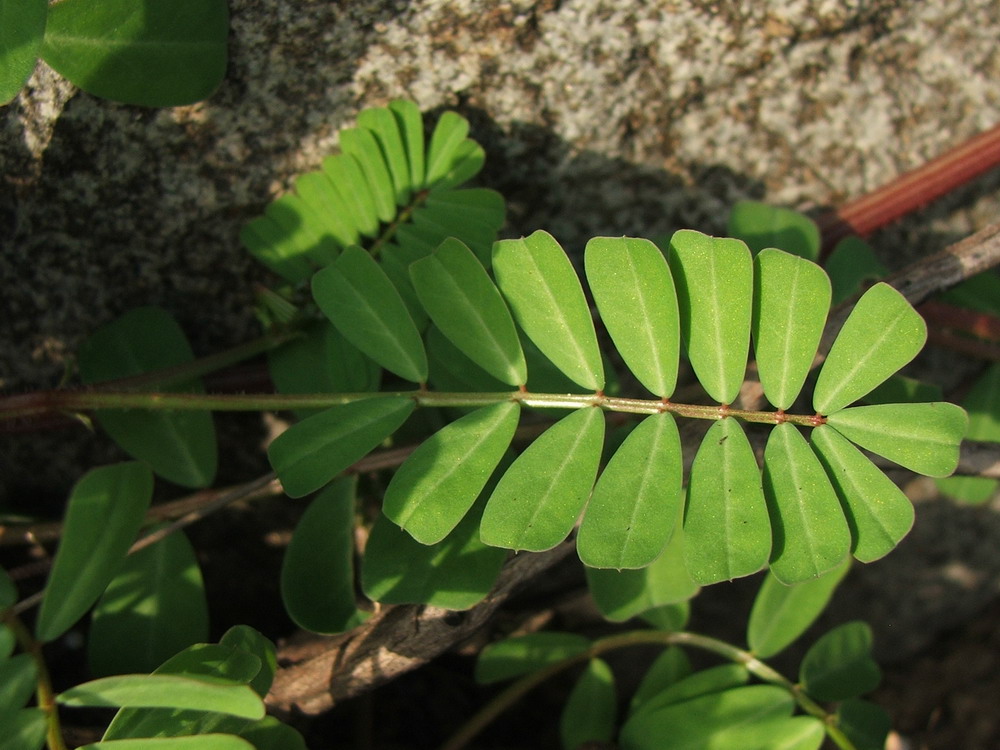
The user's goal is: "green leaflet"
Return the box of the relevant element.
[475,632,591,684]
[762,423,851,584]
[80,737,253,750]
[0,709,46,750]
[727,201,821,261]
[281,478,368,634]
[41,0,228,107]
[0,654,37,713]
[825,236,887,305]
[668,230,753,404]
[810,424,914,562]
[631,664,749,717]
[322,154,379,237]
[422,189,506,264]
[0,0,47,105]
[425,111,485,190]
[752,249,831,410]
[357,105,412,205]
[747,560,850,658]
[578,412,683,569]
[480,406,605,552]
[88,529,209,677]
[560,659,617,750]
[585,236,680,398]
[78,306,217,488]
[493,230,605,391]
[410,238,527,386]
[426,324,509,394]
[237,717,307,750]
[339,127,396,223]
[390,99,426,189]
[263,194,339,266]
[219,625,278,699]
[268,397,415,498]
[629,647,692,716]
[36,463,153,643]
[383,402,520,544]
[813,283,927,414]
[58,675,264,719]
[293,171,359,249]
[835,699,892,750]
[683,419,770,584]
[799,621,881,702]
[825,402,967,477]
[312,246,428,383]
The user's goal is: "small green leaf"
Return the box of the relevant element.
[813,283,927,414]
[799,621,881,701]
[268,397,415,498]
[493,230,605,391]
[292,171,359,249]
[321,154,379,237]
[219,626,277,699]
[237,717,307,750]
[339,127,396,223]
[390,99,426,190]
[668,230,753,404]
[357,105,412,205]
[475,632,591,684]
[825,402,967,477]
[88,530,209,677]
[383,402,520,543]
[826,236,887,305]
[281,478,367,634]
[762,423,851,583]
[36,462,153,643]
[752,249,831,410]
[747,560,850,658]
[560,658,616,750]
[683,419,770,584]
[0,709,46,750]
[629,647,691,716]
[727,201,820,261]
[425,111,484,190]
[810,424,915,562]
[578,412,683,569]
[59,675,265,719]
[480,406,605,551]
[79,306,217,488]
[631,664,749,717]
[0,0,46,105]
[41,0,228,106]
[0,654,37,711]
[313,246,428,383]
[81,736,254,750]
[410,238,527,386]
[835,699,892,750]
[585,237,680,398]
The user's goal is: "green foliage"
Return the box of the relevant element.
[560,658,617,750]
[0,0,47,104]
[727,200,821,261]
[799,621,881,702]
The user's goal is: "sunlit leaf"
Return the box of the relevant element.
[281,478,367,634]
[629,647,691,716]
[752,249,830,410]
[683,419,770,584]
[268,397,415,498]
[585,236,680,397]
[810,424,914,562]
[383,402,520,544]
[799,621,881,702]
[292,171,359,249]
[825,236,886,305]
[89,530,209,676]
[80,736,254,750]
[425,111,484,190]
[36,462,153,643]
[762,423,851,583]
[668,230,752,404]
[410,238,526,386]
[727,201,820,261]
[560,658,616,750]
[0,0,46,105]
[339,127,396,223]
[357,105,412,205]
[312,246,427,383]
[475,632,590,684]
[825,402,967,477]
[813,283,926,414]
[630,664,749,718]
[79,306,217,488]
[480,406,604,551]
[835,699,892,750]
[747,560,850,658]
[321,154,379,237]
[493,230,604,391]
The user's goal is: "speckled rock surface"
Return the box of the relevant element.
[2,0,1000,670]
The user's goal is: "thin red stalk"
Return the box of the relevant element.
[920,300,1000,342]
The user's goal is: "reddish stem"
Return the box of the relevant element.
[920,300,1000,343]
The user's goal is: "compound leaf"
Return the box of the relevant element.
[480,406,604,551]
[727,201,820,261]
[475,632,590,684]
[268,397,414,498]
[585,237,680,398]
[825,402,967,477]
[0,0,46,105]
[383,402,520,544]
[668,230,752,404]
[752,249,830,410]
[813,283,926,414]
[493,231,604,391]
[36,462,153,643]
[560,659,616,750]
[683,419,770,584]
[799,621,881,702]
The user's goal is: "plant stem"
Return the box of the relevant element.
[438,630,857,750]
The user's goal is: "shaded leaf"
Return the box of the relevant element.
[560,658,616,750]
[727,201,820,261]
[0,565,15,609]
[425,111,484,190]
[426,324,509,394]
[825,236,887,305]
[237,717,307,750]
[357,104,412,205]
[836,699,892,750]
[339,127,396,223]
[390,100,426,189]
[475,632,590,684]
[0,709,47,750]
[629,647,692,716]
[321,154,379,237]
[862,374,941,405]
[631,664,749,717]
[936,363,1000,503]
[0,653,36,711]
[292,170,359,250]
[0,0,46,105]
[799,621,881,702]
[641,601,691,632]
[37,462,153,643]
[239,214,314,284]
[219,626,277,699]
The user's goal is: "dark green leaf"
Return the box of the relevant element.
[219,626,277,699]
[0,709,46,750]
[281,478,367,634]
[0,564,15,609]
[683,419,770,584]
[475,632,590,684]
[261,194,339,267]
[237,717,307,750]
[313,246,427,383]
[727,201,820,261]
[747,560,850,658]
[36,462,153,643]
[668,230,753,404]
[629,647,691,716]
[383,402,520,544]
[480,406,605,551]
[940,270,1000,314]
[81,737,254,750]
[493,230,605,391]
[268,397,414,498]
[79,306,217,488]
[560,658,616,750]
[630,664,749,717]
[88,529,209,676]
[41,0,227,106]
[936,363,1000,503]
[641,601,690,632]
[799,621,881,701]
[862,374,942,405]
[825,236,887,305]
[426,324,509,394]
[422,189,506,264]
[0,0,46,105]
[836,699,892,750]
[0,653,36,711]
[0,624,14,660]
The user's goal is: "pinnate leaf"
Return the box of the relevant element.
[560,658,616,750]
